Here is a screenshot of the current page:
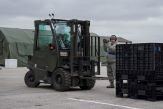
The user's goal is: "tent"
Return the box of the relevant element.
[0,27,34,66]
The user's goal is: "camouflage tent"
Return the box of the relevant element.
[0,27,34,66]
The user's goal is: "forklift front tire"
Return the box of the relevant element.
[52,68,71,91]
[24,70,40,88]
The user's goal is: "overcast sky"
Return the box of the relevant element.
[0,0,163,42]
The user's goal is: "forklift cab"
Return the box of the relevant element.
[36,20,71,50]
[32,19,91,71]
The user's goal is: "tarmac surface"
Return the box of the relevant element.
[0,67,163,109]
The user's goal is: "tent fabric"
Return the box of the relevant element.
[0,27,34,66]
[0,28,33,43]
[17,43,33,56]
[0,40,2,55]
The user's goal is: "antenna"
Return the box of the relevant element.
[52,13,54,18]
[49,14,51,18]
[49,13,55,19]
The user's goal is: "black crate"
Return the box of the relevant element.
[116,69,163,101]
[116,43,163,71]
[133,83,163,101]
[116,80,163,101]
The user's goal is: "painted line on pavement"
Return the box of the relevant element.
[68,98,142,109]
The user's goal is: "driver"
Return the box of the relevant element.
[62,33,70,48]
[57,34,65,49]
[56,25,70,49]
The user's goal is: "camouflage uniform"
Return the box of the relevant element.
[103,41,117,84]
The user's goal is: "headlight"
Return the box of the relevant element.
[60,52,68,56]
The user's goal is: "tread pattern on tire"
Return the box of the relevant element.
[53,68,71,91]
[24,70,40,88]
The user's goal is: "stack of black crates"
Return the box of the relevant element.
[116,43,163,101]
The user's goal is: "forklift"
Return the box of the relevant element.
[24,18,100,91]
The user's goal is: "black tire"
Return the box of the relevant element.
[52,68,71,91]
[24,70,40,87]
[80,78,96,90]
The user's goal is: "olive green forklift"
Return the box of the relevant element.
[24,18,100,91]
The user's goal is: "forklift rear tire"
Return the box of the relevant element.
[80,78,96,90]
[24,70,40,87]
[52,68,71,91]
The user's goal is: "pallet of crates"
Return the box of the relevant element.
[116,43,163,101]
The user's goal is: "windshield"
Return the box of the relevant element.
[53,21,71,49]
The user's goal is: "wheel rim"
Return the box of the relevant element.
[29,75,35,82]
[56,74,62,85]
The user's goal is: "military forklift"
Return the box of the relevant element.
[24,18,100,91]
